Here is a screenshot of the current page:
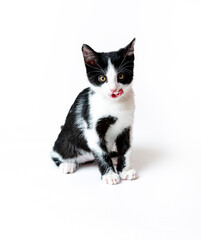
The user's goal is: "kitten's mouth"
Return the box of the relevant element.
[110,89,124,99]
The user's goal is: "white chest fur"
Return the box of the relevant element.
[90,90,134,123]
[86,89,134,152]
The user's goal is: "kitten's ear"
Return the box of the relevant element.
[82,44,97,65]
[124,38,135,57]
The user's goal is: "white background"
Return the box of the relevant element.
[0,0,201,239]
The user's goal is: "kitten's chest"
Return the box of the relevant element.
[89,92,134,132]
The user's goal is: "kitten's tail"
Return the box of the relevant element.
[52,157,61,166]
[51,150,63,166]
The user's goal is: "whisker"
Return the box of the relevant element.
[85,63,101,71]
[118,66,134,74]
[118,44,134,69]
[117,55,127,71]
[118,61,134,71]
[96,62,105,73]
[85,62,106,74]
[88,73,101,79]
[117,46,134,70]
[123,69,133,74]
[87,70,102,75]
[119,64,133,70]
[118,61,133,68]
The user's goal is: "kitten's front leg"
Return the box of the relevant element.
[117,151,137,180]
[94,152,120,185]
[116,128,137,181]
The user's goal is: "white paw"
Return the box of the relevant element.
[119,169,137,180]
[59,162,76,174]
[102,171,120,185]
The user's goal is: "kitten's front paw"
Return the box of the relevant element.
[59,162,76,174]
[102,171,120,185]
[119,169,137,180]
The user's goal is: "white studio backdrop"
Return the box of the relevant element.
[0,0,201,240]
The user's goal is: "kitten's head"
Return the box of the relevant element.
[82,39,135,100]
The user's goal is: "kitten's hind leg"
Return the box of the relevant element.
[59,161,77,174]
[51,150,77,174]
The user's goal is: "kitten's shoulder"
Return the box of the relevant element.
[76,87,94,100]
[70,87,93,107]
[73,87,94,127]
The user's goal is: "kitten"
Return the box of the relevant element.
[51,39,137,185]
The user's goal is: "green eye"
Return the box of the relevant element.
[118,73,124,80]
[98,75,107,82]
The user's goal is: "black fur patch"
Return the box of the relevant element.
[109,151,118,158]
[116,127,130,154]
[116,155,126,173]
[116,127,131,172]
[81,89,94,128]
[52,157,61,167]
[52,88,92,165]
[85,53,109,87]
[96,116,117,152]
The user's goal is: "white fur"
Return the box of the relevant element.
[106,59,118,91]
[102,170,120,185]
[123,148,132,170]
[59,162,76,174]
[119,169,137,180]
[76,150,94,163]
[51,149,94,168]
[85,128,103,154]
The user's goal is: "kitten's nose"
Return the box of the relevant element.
[110,88,117,93]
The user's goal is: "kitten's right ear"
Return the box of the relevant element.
[82,44,97,65]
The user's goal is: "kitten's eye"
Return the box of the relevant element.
[118,73,124,80]
[98,75,107,82]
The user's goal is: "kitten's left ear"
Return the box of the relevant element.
[125,38,135,57]
[82,44,97,65]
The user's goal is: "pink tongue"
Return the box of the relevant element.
[111,89,124,98]
[117,89,123,96]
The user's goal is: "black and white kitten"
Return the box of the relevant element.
[51,39,137,185]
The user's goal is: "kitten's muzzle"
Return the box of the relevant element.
[110,89,124,98]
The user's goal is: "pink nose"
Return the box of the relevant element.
[110,88,117,93]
